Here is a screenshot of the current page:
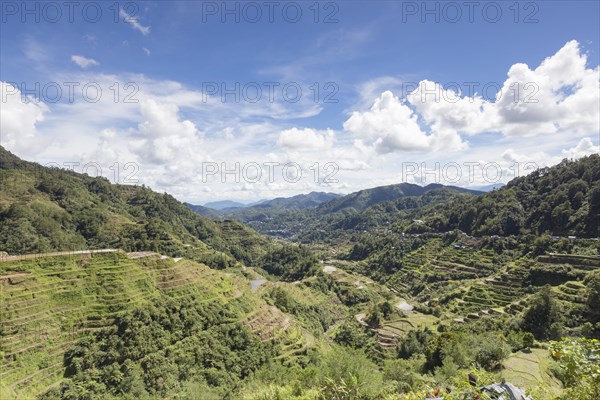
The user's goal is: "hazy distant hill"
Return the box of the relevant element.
[184,202,223,218]
[193,182,484,240]
[204,200,249,210]
[223,191,341,214]
[188,192,340,220]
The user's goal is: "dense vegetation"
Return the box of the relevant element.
[1,149,599,399]
[0,146,271,268]
[42,296,272,399]
[441,156,600,237]
[202,184,483,242]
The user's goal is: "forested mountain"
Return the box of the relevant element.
[202,156,599,242]
[240,191,341,211]
[315,183,481,214]
[313,156,600,242]
[189,191,340,217]
[194,182,484,241]
[184,202,222,219]
[0,146,270,267]
[430,155,600,237]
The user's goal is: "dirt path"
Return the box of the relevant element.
[0,249,118,263]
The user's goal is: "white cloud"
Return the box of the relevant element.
[128,99,203,165]
[0,82,49,155]
[407,80,496,136]
[500,136,599,170]
[347,41,598,156]
[494,40,599,136]
[70,55,99,68]
[278,127,335,150]
[354,76,404,109]
[501,148,551,167]
[562,137,600,159]
[120,8,151,35]
[5,40,597,203]
[143,47,151,56]
[410,40,599,138]
[343,90,467,153]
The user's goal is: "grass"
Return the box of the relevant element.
[502,348,563,399]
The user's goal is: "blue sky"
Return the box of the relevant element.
[1,1,599,203]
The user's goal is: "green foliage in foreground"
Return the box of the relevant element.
[237,338,598,400]
[550,338,600,400]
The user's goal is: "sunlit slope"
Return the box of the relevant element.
[0,145,270,267]
[0,251,261,399]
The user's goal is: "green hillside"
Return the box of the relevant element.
[213,155,599,244]
[205,183,482,241]
[0,146,270,268]
[0,251,350,399]
[0,251,255,399]
[438,155,600,237]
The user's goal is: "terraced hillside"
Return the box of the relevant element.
[384,239,498,298]
[0,251,321,399]
[0,249,376,400]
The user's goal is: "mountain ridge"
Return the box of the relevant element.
[0,146,270,267]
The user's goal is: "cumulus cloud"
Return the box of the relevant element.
[407,80,496,135]
[70,55,99,68]
[349,41,599,155]
[344,90,467,153]
[128,99,203,164]
[0,81,49,155]
[562,137,600,159]
[500,136,598,170]
[494,40,599,136]
[278,127,335,150]
[447,41,598,136]
[501,148,551,167]
[120,8,151,35]
[5,40,596,202]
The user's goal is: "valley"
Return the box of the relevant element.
[0,148,599,399]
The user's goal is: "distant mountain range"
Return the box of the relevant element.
[203,199,268,210]
[233,191,341,212]
[187,183,484,239]
[189,192,341,215]
[187,155,600,240]
[313,183,482,215]
[193,184,479,216]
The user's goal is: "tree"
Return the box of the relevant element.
[585,271,600,325]
[364,304,382,328]
[522,286,562,340]
[550,338,600,400]
[258,245,318,281]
